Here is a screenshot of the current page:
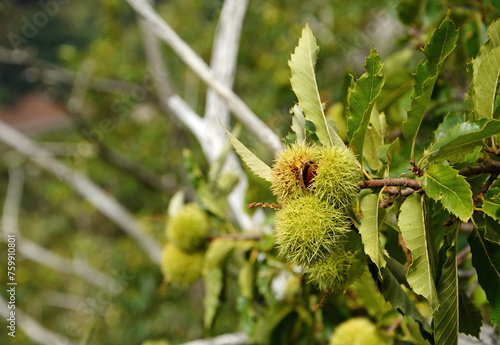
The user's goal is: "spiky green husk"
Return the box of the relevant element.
[329,317,391,345]
[305,246,353,292]
[274,195,350,266]
[310,146,361,208]
[166,204,208,252]
[160,244,203,286]
[271,143,321,204]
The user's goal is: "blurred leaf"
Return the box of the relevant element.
[203,239,236,330]
[290,104,306,144]
[402,13,459,141]
[253,304,296,344]
[379,265,432,333]
[396,0,427,25]
[420,165,473,222]
[458,286,482,338]
[427,119,500,162]
[399,193,439,311]
[238,260,255,299]
[326,102,348,142]
[352,268,390,318]
[483,188,500,222]
[434,246,458,345]
[468,227,500,326]
[289,23,343,148]
[203,268,224,330]
[359,194,387,273]
[347,47,385,159]
[223,126,272,182]
[167,190,185,218]
[204,239,235,270]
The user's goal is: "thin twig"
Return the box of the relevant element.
[359,178,421,190]
[459,160,500,176]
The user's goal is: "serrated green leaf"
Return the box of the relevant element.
[360,194,387,272]
[468,226,500,326]
[458,286,483,338]
[483,188,500,222]
[379,265,432,333]
[347,47,385,159]
[399,193,439,311]
[290,104,306,144]
[289,23,343,148]
[420,165,473,222]
[427,119,500,162]
[402,14,459,141]
[434,246,458,345]
[223,126,272,182]
[474,46,500,119]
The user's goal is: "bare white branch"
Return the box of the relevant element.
[1,166,121,290]
[180,332,250,345]
[0,119,162,264]
[125,0,283,153]
[0,294,77,345]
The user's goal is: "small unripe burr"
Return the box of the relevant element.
[160,244,203,286]
[166,204,208,252]
[305,246,353,292]
[274,195,350,266]
[329,317,391,345]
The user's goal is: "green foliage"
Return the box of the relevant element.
[420,165,473,221]
[468,227,500,326]
[359,193,387,272]
[434,246,458,345]
[347,48,385,161]
[402,12,459,152]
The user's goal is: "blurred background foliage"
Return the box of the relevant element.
[0,0,499,344]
